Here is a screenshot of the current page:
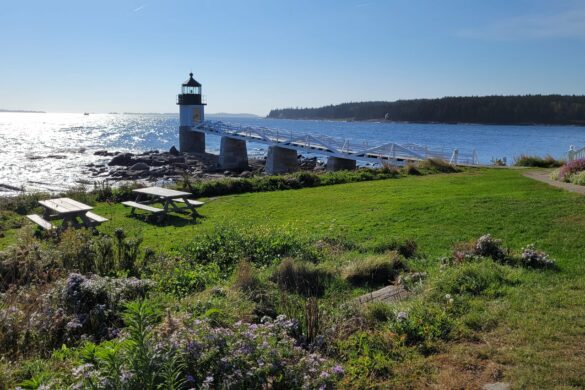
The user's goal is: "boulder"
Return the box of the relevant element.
[108,152,134,166]
[240,170,252,178]
[129,162,150,171]
[94,150,115,156]
[169,145,180,156]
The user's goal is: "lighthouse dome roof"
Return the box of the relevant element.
[182,73,202,87]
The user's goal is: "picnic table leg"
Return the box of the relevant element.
[187,203,202,218]
[169,199,184,213]
[79,213,93,228]
[131,193,144,215]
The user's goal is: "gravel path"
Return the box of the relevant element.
[523,169,585,195]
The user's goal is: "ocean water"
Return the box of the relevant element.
[1,112,584,195]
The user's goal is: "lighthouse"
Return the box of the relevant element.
[177,72,206,153]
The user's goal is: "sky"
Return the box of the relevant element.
[1,0,585,115]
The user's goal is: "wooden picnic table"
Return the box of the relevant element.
[27,197,108,230]
[122,186,204,222]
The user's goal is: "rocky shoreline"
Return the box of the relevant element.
[84,146,325,184]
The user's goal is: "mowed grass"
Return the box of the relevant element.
[3,168,585,387]
[83,168,585,262]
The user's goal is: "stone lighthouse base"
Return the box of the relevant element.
[179,126,205,153]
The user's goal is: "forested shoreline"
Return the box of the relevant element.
[267,95,585,125]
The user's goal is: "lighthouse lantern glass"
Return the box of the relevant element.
[183,86,201,95]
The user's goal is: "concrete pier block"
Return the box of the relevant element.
[179,126,205,153]
[219,137,249,170]
[327,156,357,171]
[265,146,298,174]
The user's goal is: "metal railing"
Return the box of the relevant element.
[568,145,585,161]
[194,120,480,166]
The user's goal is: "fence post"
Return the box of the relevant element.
[568,145,576,162]
[449,149,459,165]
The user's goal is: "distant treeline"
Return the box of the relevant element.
[267,95,585,125]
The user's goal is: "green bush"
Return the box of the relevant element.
[232,260,263,294]
[154,257,221,298]
[570,170,585,185]
[188,168,403,198]
[388,302,454,354]
[434,260,515,297]
[335,330,399,384]
[271,258,332,297]
[417,158,458,173]
[182,225,320,271]
[363,302,396,323]
[344,253,407,287]
[514,154,564,168]
[361,238,418,258]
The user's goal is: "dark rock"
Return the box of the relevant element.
[94,150,115,156]
[170,156,185,164]
[240,170,252,178]
[129,162,150,171]
[169,146,180,156]
[224,170,232,176]
[108,152,134,166]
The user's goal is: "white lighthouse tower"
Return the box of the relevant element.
[177,72,206,153]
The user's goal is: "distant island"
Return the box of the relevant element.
[207,112,260,118]
[267,95,585,126]
[0,109,45,113]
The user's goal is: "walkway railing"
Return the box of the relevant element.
[568,145,585,161]
[194,120,480,166]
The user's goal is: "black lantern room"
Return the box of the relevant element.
[177,73,205,105]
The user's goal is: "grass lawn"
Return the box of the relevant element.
[2,168,585,388]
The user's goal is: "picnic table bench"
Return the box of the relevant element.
[122,187,204,222]
[27,197,108,230]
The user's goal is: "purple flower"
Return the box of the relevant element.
[331,364,344,375]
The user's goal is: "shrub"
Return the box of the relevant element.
[388,302,454,354]
[272,258,332,297]
[183,226,320,271]
[0,192,48,215]
[363,302,395,323]
[187,167,426,199]
[520,244,556,269]
[0,273,153,357]
[0,228,61,291]
[434,260,515,297]
[557,158,585,181]
[569,171,585,186]
[514,154,564,168]
[335,330,397,384]
[232,261,262,294]
[344,253,407,287]
[154,257,221,298]
[403,162,421,175]
[75,313,342,389]
[361,238,418,258]
[417,158,457,173]
[474,234,506,262]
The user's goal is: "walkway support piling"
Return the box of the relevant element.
[219,137,248,170]
[327,156,357,171]
[179,127,205,153]
[265,146,298,174]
